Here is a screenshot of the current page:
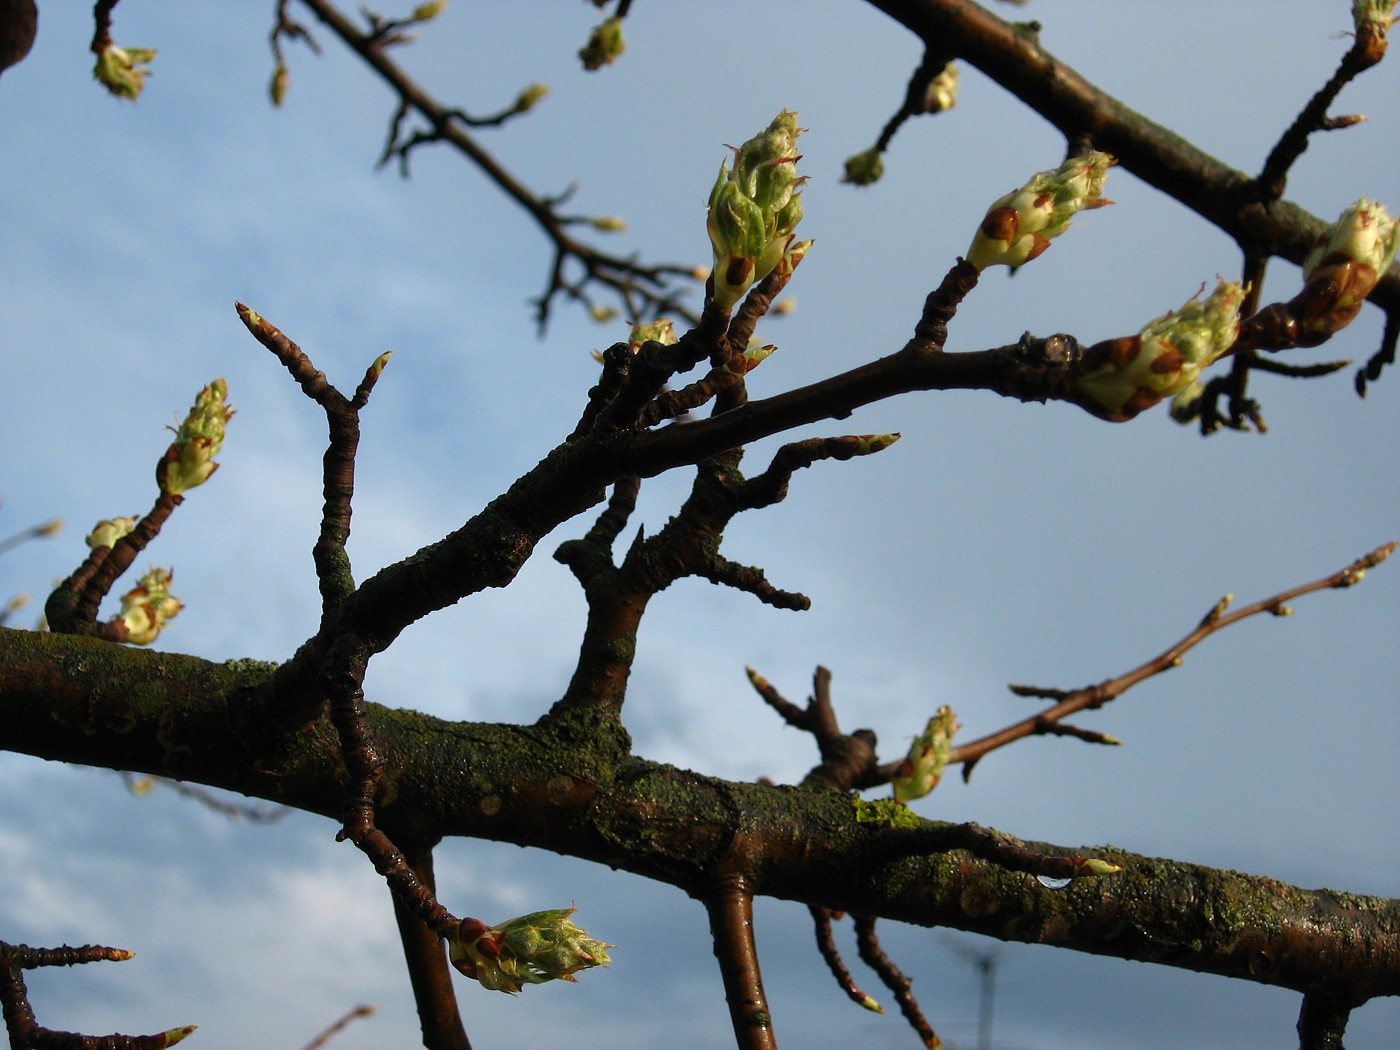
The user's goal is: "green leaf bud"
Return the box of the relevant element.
[450,907,612,994]
[892,704,958,804]
[842,148,885,187]
[579,17,626,71]
[94,44,157,101]
[706,111,807,311]
[965,152,1114,271]
[160,379,234,495]
[86,516,138,549]
[116,566,182,645]
[1074,280,1245,422]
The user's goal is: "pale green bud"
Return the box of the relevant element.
[1353,0,1397,46]
[86,516,138,549]
[628,318,677,353]
[921,62,958,113]
[589,215,628,233]
[579,17,625,71]
[706,111,807,310]
[842,148,885,187]
[411,1,448,21]
[117,567,182,645]
[269,62,290,107]
[965,151,1114,271]
[161,380,234,494]
[1304,198,1399,282]
[94,44,157,101]
[514,82,550,113]
[1074,279,1245,422]
[893,705,958,804]
[450,907,612,994]
[589,305,618,323]
[1292,198,1397,339]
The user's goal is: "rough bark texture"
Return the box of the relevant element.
[4,627,1396,1005]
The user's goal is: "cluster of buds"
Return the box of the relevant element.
[579,17,625,70]
[1292,197,1398,341]
[892,705,959,804]
[706,110,807,311]
[93,43,157,100]
[160,380,233,495]
[86,516,138,550]
[965,151,1114,271]
[449,907,612,994]
[115,567,182,645]
[1073,279,1246,422]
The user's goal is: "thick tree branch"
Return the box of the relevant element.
[3,627,1397,1006]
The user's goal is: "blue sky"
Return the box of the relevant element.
[2,2,1398,1047]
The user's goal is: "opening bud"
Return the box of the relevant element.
[892,705,959,804]
[449,907,613,994]
[579,17,626,71]
[116,566,182,645]
[706,110,807,311]
[965,152,1114,271]
[94,44,157,100]
[1073,279,1245,421]
[160,379,234,494]
[87,516,138,549]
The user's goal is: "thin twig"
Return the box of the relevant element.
[946,543,1396,773]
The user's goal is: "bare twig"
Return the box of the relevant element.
[946,543,1396,775]
[297,1004,377,1050]
[854,915,940,1049]
[290,0,701,329]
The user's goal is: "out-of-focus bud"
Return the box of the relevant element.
[1294,197,1399,338]
[1353,0,1397,60]
[965,152,1114,271]
[1070,857,1124,877]
[589,215,628,233]
[1168,379,1205,424]
[449,907,612,994]
[94,44,157,100]
[842,148,885,187]
[117,567,182,645]
[628,318,677,353]
[921,61,958,113]
[37,518,62,537]
[161,380,234,495]
[87,516,139,549]
[579,16,625,71]
[589,305,618,323]
[892,704,959,804]
[707,110,807,311]
[513,82,550,113]
[411,0,448,21]
[1073,279,1246,422]
[772,297,797,316]
[269,62,290,107]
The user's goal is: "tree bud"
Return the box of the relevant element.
[965,152,1114,271]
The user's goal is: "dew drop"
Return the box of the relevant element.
[1037,875,1072,890]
